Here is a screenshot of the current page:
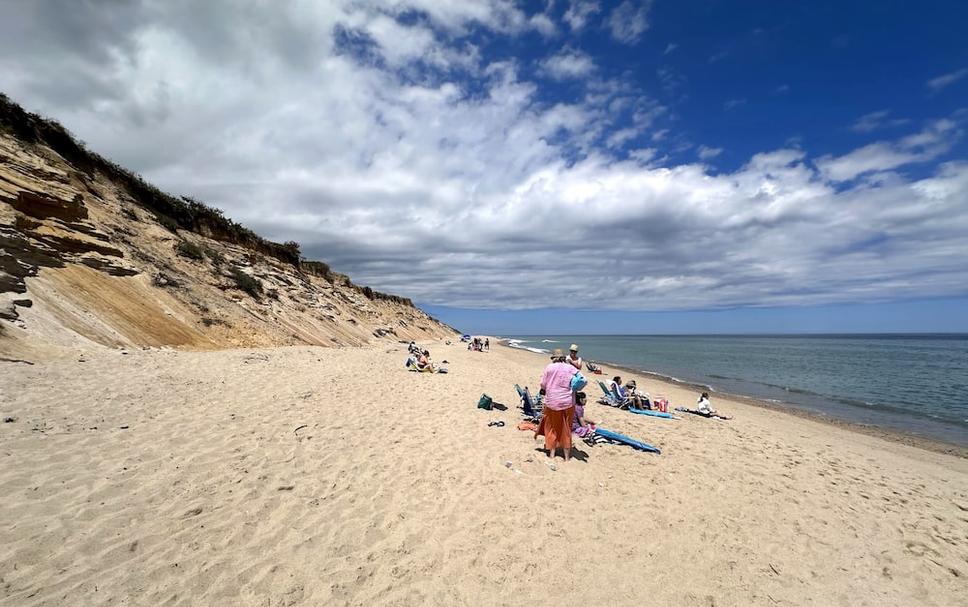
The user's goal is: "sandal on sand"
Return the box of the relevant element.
[487,420,506,427]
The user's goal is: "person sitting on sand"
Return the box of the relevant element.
[408,341,419,355]
[697,392,731,419]
[565,344,583,370]
[536,348,578,463]
[697,392,712,413]
[571,391,597,438]
[416,349,435,372]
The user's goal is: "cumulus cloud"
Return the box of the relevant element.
[529,12,557,37]
[927,68,967,93]
[606,0,651,44]
[1,1,967,312]
[540,48,596,79]
[563,0,600,31]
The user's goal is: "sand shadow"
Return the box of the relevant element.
[534,446,590,463]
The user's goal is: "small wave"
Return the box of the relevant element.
[506,341,549,354]
[541,339,559,343]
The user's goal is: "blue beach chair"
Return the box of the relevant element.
[515,384,543,420]
[597,380,626,408]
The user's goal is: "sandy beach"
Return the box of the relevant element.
[1,340,966,606]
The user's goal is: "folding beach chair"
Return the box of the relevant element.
[515,384,543,420]
[597,380,626,408]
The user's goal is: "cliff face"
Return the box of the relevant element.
[0,98,456,358]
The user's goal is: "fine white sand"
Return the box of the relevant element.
[1,341,966,606]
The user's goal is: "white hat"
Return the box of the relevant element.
[569,344,579,352]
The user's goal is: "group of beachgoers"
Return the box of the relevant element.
[406,341,440,372]
[534,343,728,463]
[467,337,489,352]
[406,338,727,461]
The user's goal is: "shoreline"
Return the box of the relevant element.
[3,341,967,605]
[500,339,968,459]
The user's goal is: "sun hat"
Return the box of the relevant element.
[569,343,579,352]
[551,348,564,359]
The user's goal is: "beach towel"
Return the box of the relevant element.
[675,407,730,420]
[535,407,574,453]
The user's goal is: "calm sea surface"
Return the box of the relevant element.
[504,334,968,445]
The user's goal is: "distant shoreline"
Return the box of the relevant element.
[498,338,968,459]
[503,332,968,338]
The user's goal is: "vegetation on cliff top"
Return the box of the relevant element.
[0,93,415,308]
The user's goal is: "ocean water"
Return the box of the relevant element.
[505,334,968,446]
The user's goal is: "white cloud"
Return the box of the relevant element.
[850,109,909,133]
[927,68,968,93]
[606,0,651,44]
[663,43,678,55]
[529,13,557,37]
[816,119,961,181]
[724,98,746,110]
[697,145,723,160]
[539,48,596,79]
[563,0,599,31]
[628,147,658,163]
[1,1,966,312]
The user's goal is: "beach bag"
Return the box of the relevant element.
[570,371,587,391]
[477,393,493,410]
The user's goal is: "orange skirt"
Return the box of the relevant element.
[535,407,574,453]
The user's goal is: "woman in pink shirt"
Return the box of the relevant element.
[535,348,578,463]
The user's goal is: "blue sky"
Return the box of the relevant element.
[2,1,966,334]
[424,296,968,335]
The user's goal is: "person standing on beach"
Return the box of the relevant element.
[536,348,578,463]
[565,344,582,370]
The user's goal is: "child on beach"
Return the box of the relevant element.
[572,391,597,438]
